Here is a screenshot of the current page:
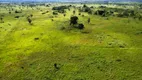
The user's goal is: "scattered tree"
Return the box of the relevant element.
[70,16,78,25]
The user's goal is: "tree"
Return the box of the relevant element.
[70,16,78,25]
[83,4,87,8]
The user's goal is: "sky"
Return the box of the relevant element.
[0,0,142,2]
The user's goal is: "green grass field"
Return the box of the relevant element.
[0,3,142,80]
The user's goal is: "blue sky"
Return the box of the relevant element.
[0,0,142,2]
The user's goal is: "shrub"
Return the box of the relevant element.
[46,5,49,7]
[15,16,20,18]
[53,12,58,15]
[9,12,11,14]
[34,38,39,40]
[30,14,33,17]
[77,24,84,29]
[15,10,22,13]
[99,6,107,8]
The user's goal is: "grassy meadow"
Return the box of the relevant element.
[0,3,142,80]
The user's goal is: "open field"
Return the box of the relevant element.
[0,2,142,80]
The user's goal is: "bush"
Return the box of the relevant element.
[99,6,107,8]
[53,12,58,15]
[15,16,20,18]
[30,14,33,17]
[9,12,11,14]
[77,24,84,29]
[15,10,22,13]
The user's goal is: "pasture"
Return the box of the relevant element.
[0,2,142,80]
